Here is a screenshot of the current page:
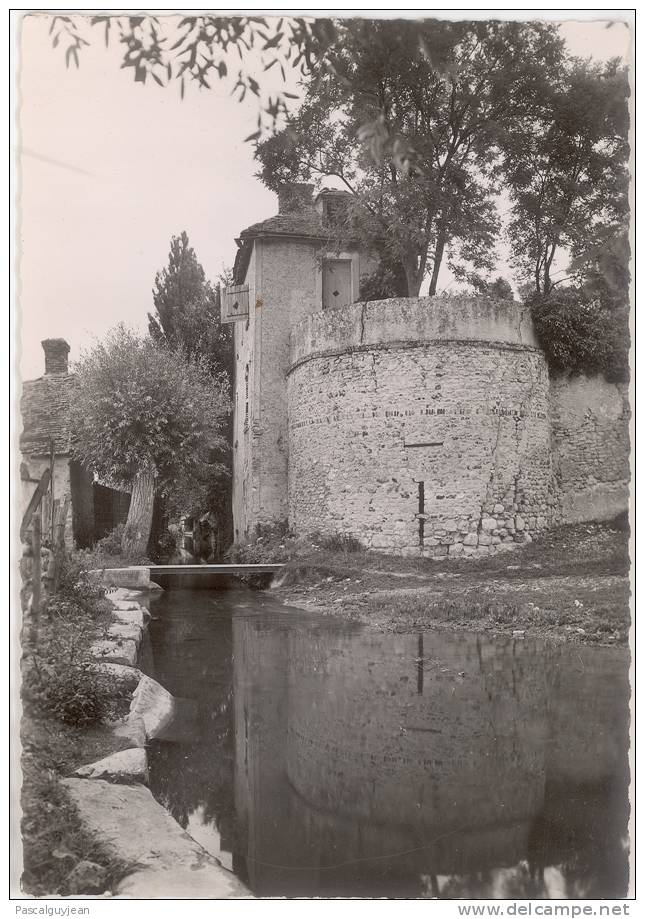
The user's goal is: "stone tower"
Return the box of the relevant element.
[225,184,376,541]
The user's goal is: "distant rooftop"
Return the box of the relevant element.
[20,339,76,456]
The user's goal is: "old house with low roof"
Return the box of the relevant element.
[20,339,131,548]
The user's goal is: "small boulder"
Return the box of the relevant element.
[91,662,142,689]
[91,639,138,668]
[112,608,145,628]
[75,747,148,784]
[481,517,497,531]
[110,599,142,611]
[108,622,143,644]
[106,587,146,602]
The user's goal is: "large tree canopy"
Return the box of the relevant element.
[502,58,630,295]
[70,325,229,555]
[255,19,567,296]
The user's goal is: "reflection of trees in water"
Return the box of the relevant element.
[146,595,238,846]
[429,776,630,899]
[149,687,236,835]
[527,780,630,899]
[435,864,546,899]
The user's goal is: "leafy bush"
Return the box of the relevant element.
[25,657,122,726]
[153,528,178,562]
[529,287,629,382]
[94,524,125,556]
[54,554,107,607]
[228,526,365,564]
[24,623,128,727]
[23,548,129,727]
[75,524,152,570]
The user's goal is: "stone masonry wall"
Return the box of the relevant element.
[549,374,630,524]
[288,297,555,557]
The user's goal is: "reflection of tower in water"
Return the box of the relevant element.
[286,630,549,885]
[233,618,551,895]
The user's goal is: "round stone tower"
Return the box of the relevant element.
[287,296,556,556]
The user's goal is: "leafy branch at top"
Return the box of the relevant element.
[47,14,339,133]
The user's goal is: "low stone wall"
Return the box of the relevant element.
[288,297,555,557]
[550,375,630,524]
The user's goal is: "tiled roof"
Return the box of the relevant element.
[20,373,77,456]
[233,208,335,284]
[240,210,329,240]
[233,207,358,284]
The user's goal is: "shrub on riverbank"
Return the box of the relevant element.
[20,551,132,895]
[75,524,152,571]
[228,526,365,565]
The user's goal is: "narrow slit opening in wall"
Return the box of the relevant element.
[418,481,425,546]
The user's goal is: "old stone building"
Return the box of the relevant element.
[20,339,131,548]
[228,186,630,556]
[19,339,93,547]
[227,186,630,556]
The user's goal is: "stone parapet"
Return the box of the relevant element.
[289,296,538,372]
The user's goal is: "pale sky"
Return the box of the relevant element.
[17,13,632,380]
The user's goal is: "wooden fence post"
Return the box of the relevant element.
[31,512,41,638]
[52,495,70,593]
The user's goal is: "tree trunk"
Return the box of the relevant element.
[122,469,156,558]
[428,227,447,296]
[403,256,423,297]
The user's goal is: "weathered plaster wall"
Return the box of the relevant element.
[232,244,257,541]
[288,297,555,556]
[253,238,321,531]
[232,237,373,539]
[549,375,630,524]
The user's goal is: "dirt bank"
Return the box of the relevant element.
[273,522,631,646]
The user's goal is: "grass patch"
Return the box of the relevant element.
[275,522,631,646]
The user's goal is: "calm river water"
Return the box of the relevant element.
[145,587,630,899]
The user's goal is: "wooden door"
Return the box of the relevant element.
[322,259,352,310]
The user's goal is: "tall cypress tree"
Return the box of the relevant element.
[149,232,235,554]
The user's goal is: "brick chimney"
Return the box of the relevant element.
[277,183,314,214]
[42,338,70,375]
